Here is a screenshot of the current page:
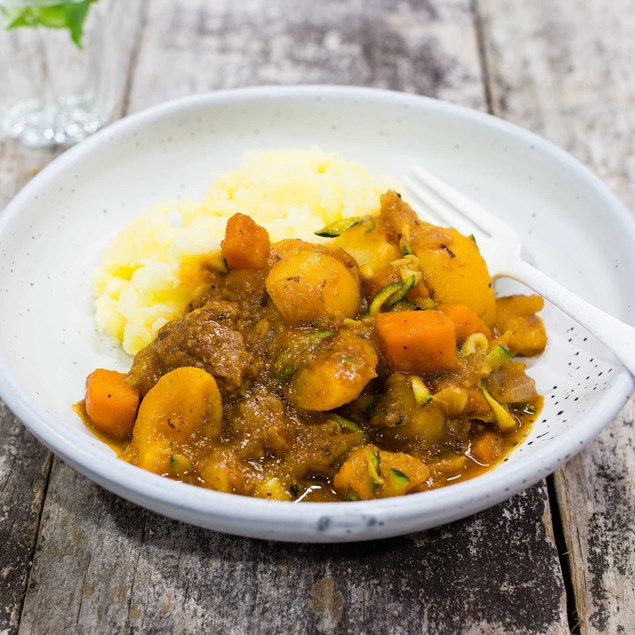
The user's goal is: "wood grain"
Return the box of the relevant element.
[0,0,576,632]
[20,461,566,635]
[0,404,51,634]
[0,4,146,633]
[478,0,635,632]
[126,0,486,111]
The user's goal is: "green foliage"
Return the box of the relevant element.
[0,0,98,47]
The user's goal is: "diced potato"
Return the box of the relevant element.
[414,229,496,327]
[333,444,430,500]
[369,373,447,448]
[496,295,547,356]
[288,331,378,411]
[199,448,246,494]
[330,221,400,272]
[265,248,361,325]
[126,367,222,474]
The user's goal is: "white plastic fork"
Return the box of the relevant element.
[402,165,635,377]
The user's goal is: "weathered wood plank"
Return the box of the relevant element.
[0,4,147,634]
[125,0,486,111]
[478,1,635,632]
[0,404,51,634]
[0,76,65,635]
[13,0,568,633]
[20,461,565,635]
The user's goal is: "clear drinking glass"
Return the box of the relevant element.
[0,0,125,147]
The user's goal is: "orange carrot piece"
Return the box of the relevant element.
[375,310,458,373]
[85,369,140,439]
[221,213,270,269]
[436,303,492,341]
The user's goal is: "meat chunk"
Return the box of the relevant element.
[129,301,263,395]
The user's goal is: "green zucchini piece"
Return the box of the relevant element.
[329,413,367,440]
[388,468,411,495]
[387,274,416,307]
[346,491,360,501]
[314,217,363,237]
[481,384,518,432]
[278,364,297,384]
[369,280,403,316]
[390,300,419,312]
[208,255,229,273]
[460,332,489,357]
[413,297,436,310]
[169,453,192,477]
[366,449,384,487]
[408,375,432,407]
[484,344,513,371]
[311,329,334,339]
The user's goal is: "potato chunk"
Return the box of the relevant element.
[287,331,378,411]
[125,367,222,474]
[414,229,496,328]
[496,295,547,356]
[333,445,430,500]
[265,248,361,325]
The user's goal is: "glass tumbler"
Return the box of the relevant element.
[0,0,125,147]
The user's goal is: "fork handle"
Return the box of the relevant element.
[502,258,635,377]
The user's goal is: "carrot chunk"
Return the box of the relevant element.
[375,310,458,373]
[85,369,140,439]
[221,213,270,269]
[436,303,492,342]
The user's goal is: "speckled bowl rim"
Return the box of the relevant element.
[1,85,633,542]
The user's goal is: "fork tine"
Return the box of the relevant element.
[402,173,487,240]
[409,165,518,244]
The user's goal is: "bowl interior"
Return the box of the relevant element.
[0,87,633,541]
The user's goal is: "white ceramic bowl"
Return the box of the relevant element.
[1,86,633,542]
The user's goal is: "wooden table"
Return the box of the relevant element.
[1,2,634,633]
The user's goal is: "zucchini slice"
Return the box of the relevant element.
[388,468,411,495]
[387,274,416,307]
[369,281,403,316]
[329,413,368,441]
[314,217,363,237]
[484,343,513,371]
[366,449,384,487]
[481,384,518,432]
[408,375,432,407]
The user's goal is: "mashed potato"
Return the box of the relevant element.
[94,149,390,355]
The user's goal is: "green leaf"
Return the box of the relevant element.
[64,1,93,47]
[1,0,97,48]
